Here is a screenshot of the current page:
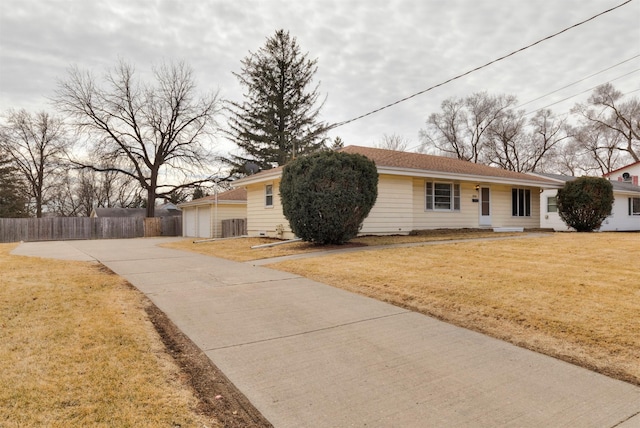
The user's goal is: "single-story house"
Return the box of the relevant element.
[231,145,560,239]
[178,188,247,238]
[537,168,640,232]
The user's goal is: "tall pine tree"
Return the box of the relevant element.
[226,30,328,174]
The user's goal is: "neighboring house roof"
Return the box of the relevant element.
[91,207,182,217]
[158,202,180,210]
[233,146,559,187]
[178,188,247,208]
[603,160,640,177]
[92,208,146,218]
[534,173,640,195]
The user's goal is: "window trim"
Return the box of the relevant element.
[512,188,531,217]
[426,181,460,212]
[265,184,274,208]
[630,197,640,216]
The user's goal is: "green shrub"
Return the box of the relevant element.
[280,151,378,244]
[557,177,614,232]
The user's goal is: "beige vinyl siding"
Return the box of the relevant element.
[360,174,413,235]
[210,203,247,238]
[182,203,247,238]
[246,180,294,239]
[490,184,540,228]
[412,179,478,229]
[412,181,541,230]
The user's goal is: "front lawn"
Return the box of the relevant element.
[0,244,215,427]
[267,232,640,385]
[166,232,639,385]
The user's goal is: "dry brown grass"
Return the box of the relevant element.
[266,233,640,385]
[0,244,216,427]
[161,230,515,262]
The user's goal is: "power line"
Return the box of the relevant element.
[405,84,640,155]
[329,0,635,130]
[524,68,640,115]
[516,54,640,109]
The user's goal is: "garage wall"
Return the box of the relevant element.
[182,202,247,238]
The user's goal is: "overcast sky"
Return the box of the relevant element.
[1,0,638,158]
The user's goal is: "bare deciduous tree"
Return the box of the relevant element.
[572,83,639,162]
[49,166,143,217]
[420,92,517,163]
[54,60,221,217]
[521,109,569,172]
[484,108,527,171]
[0,110,70,217]
[374,133,411,152]
[573,125,625,175]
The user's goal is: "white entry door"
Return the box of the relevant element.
[479,187,491,226]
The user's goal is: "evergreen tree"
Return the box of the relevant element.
[280,151,378,244]
[557,177,614,232]
[226,29,328,174]
[0,154,29,218]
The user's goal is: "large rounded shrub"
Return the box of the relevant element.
[280,150,378,244]
[557,176,614,232]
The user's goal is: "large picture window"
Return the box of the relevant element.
[512,188,531,217]
[426,182,460,211]
[630,197,640,216]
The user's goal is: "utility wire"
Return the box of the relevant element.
[516,54,640,109]
[524,68,640,115]
[329,0,635,130]
[404,84,640,155]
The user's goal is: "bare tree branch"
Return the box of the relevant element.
[54,60,222,217]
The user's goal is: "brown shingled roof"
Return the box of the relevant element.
[341,146,554,183]
[233,146,557,185]
[188,187,247,203]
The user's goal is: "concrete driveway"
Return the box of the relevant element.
[12,238,640,427]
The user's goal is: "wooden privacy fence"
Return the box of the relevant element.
[143,217,182,237]
[0,216,183,243]
[221,218,247,238]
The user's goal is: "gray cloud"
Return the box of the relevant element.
[1,0,638,152]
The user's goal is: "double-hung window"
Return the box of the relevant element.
[265,184,273,207]
[630,197,640,216]
[426,182,460,211]
[547,196,557,213]
[512,188,531,217]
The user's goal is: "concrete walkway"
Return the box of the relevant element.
[12,238,640,428]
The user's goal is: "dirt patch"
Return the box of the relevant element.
[143,298,272,428]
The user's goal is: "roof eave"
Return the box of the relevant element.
[229,164,562,188]
[178,200,247,208]
[377,166,563,188]
[233,169,283,186]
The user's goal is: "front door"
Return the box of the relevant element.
[479,187,491,226]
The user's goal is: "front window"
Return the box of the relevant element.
[547,196,557,213]
[265,184,273,207]
[630,197,640,216]
[426,182,460,211]
[512,188,531,217]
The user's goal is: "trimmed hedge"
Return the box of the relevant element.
[557,177,614,232]
[280,151,378,244]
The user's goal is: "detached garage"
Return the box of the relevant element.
[179,188,247,238]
